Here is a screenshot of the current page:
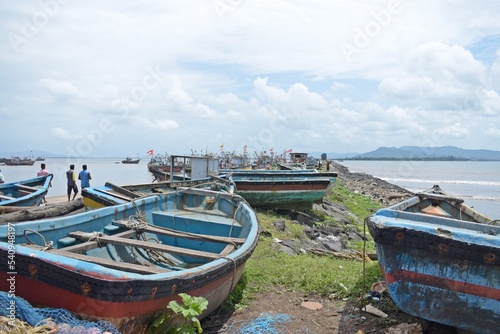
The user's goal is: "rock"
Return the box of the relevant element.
[273,219,286,231]
[318,235,343,252]
[300,301,323,311]
[385,323,423,334]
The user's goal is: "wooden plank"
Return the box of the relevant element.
[24,244,166,274]
[416,192,464,203]
[70,231,222,260]
[113,220,246,245]
[220,244,236,256]
[15,184,39,192]
[104,183,142,199]
[93,188,135,202]
[179,187,246,202]
[0,194,15,200]
[62,230,137,253]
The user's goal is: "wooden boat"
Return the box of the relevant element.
[81,178,227,209]
[148,164,188,182]
[149,155,219,183]
[365,185,499,334]
[122,157,141,164]
[0,188,259,334]
[4,156,36,166]
[221,169,337,210]
[0,174,53,207]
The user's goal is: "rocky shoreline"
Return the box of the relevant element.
[328,161,413,206]
[267,161,414,257]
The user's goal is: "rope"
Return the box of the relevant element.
[23,229,53,251]
[218,257,238,296]
[488,219,500,226]
[85,231,103,248]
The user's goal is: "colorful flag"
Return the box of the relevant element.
[147,149,154,156]
[243,145,247,153]
[270,148,273,152]
[219,144,224,150]
[286,149,292,153]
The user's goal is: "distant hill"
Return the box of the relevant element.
[352,146,500,161]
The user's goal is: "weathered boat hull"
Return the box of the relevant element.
[366,186,500,334]
[222,170,337,210]
[0,251,246,333]
[0,174,53,207]
[234,179,332,210]
[0,189,259,333]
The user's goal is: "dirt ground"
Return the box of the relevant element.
[201,287,459,334]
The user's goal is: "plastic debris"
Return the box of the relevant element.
[362,304,388,318]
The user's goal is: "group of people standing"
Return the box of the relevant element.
[33,163,92,203]
[65,164,91,201]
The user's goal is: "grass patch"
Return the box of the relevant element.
[225,183,385,309]
[328,180,382,220]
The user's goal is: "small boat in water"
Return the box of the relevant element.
[0,188,259,334]
[221,169,337,210]
[366,185,499,334]
[122,157,141,164]
[0,174,53,207]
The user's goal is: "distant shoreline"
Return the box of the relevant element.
[337,158,500,161]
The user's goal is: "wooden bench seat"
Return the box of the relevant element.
[113,220,245,245]
[24,243,165,274]
[0,194,15,200]
[70,231,223,260]
[15,184,39,192]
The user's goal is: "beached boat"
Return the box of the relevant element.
[82,178,228,209]
[221,169,337,210]
[149,155,219,183]
[122,157,141,164]
[0,188,259,333]
[148,164,188,182]
[365,185,499,334]
[0,174,53,207]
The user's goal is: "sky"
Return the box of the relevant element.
[1,1,500,158]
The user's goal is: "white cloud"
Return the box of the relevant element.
[39,78,85,100]
[1,1,500,155]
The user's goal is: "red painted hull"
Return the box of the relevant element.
[0,265,244,333]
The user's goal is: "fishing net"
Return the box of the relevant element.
[0,291,120,333]
[225,312,316,334]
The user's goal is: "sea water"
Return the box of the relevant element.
[0,157,153,198]
[339,160,499,219]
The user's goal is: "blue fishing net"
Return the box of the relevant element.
[225,312,316,334]
[0,291,121,333]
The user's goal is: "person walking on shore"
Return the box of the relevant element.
[37,163,51,204]
[66,164,78,201]
[78,164,92,189]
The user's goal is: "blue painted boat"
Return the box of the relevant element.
[221,169,337,210]
[0,174,53,207]
[81,178,228,209]
[0,188,259,333]
[366,185,499,334]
